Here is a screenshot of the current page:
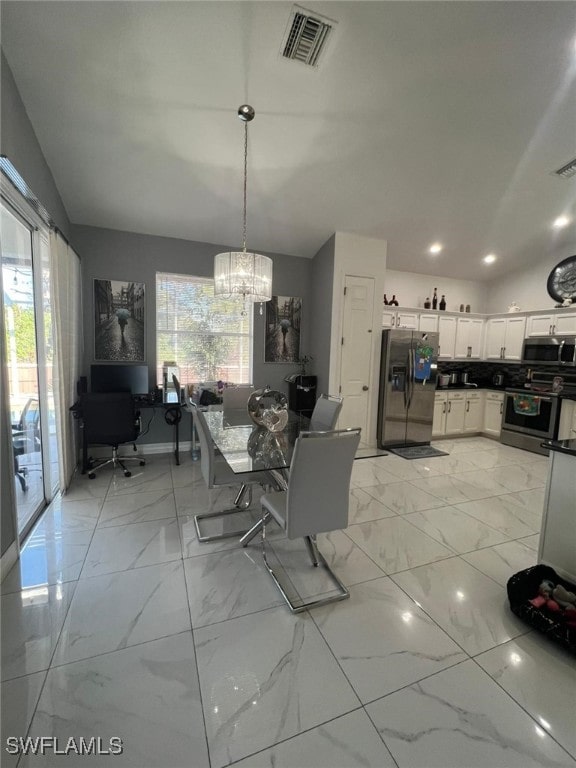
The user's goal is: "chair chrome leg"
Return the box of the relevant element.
[260,515,350,613]
[304,536,320,567]
[194,485,260,542]
[234,483,252,509]
[240,511,271,547]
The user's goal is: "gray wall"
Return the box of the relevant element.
[1,50,71,238]
[310,235,335,396]
[72,224,312,443]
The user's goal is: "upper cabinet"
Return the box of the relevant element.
[526,311,576,337]
[454,317,483,359]
[382,309,419,329]
[485,316,526,360]
[438,315,457,359]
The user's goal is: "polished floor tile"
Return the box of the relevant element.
[98,489,176,527]
[346,516,453,574]
[81,518,182,578]
[348,487,397,524]
[475,634,576,759]
[53,561,190,666]
[195,607,359,767]
[2,442,566,767]
[366,660,575,767]
[178,513,261,559]
[24,633,209,767]
[363,481,444,515]
[455,496,540,538]
[232,709,396,768]
[1,582,75,681]
[392,557,527,655]
[1,671,46,768]
[462,539,538,586]
[403,505,509,554]
[312,577,466,703]
[183,548,283,627]
[2,527,92,594]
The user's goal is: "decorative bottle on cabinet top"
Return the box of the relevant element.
[424,297,431,309]
[432,288,438,309]
[439,295,446,311]
[390,295,399,306]
[383,294,389,305]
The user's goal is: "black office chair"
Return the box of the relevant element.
[82,392,145,478]
[12,397,41,492]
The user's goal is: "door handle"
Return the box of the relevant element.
[558,339,565,365]
[362,385,369,391]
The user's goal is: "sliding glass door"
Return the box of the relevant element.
[1,201,59,538]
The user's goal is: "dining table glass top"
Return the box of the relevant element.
[198,406,387,475]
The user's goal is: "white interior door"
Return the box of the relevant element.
[339,275,375,437]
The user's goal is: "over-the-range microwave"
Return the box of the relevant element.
[522,336,576,367]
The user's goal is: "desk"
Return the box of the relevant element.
[71,399,183,473]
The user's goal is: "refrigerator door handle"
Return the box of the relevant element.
[407,344,414,409]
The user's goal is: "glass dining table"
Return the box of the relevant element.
[199,405,387,476]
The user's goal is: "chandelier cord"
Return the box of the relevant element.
[243,120,248,253]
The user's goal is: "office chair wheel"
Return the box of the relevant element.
[88,472,96,479]
[139,460,145,466]
[124,470,132,477]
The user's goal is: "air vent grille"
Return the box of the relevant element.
[282,6,335,67]
[554,158,576,180]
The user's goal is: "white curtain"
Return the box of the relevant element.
[50,231,83,491]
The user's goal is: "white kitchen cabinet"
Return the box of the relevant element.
[438,315,457,359]
[485,316,526,360]
[433,392,447,436]
[464,391,484,432]
[445,392,466,434]
[558,399,576,440]
[483,391,504,436]
[419,313,439,333]
[527,311,576,337]
[454,317,483,359]
[382,309,419,329]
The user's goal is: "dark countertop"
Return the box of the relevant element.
[541,439,576,456]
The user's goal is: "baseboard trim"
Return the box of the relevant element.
[1,541,18,582]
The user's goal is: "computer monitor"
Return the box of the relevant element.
[90,364,149,396]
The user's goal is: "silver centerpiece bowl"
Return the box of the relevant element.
[247,387,289,432]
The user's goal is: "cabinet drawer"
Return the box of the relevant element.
[435,392,447,401]
[447,392,465,400]
[465,391,482,400]
[486,391,504,401]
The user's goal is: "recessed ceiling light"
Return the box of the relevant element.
[483,254,497,264]
[553,215,570,229]
[429,243,443,254]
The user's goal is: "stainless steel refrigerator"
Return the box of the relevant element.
[377,329,439,448]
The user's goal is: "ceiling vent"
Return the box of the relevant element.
[553,158,576,180]
[281,5,337,68]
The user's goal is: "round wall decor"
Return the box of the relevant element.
[547,255,576,303]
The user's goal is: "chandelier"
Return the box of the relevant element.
[214,105,273,313]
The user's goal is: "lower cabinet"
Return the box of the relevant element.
[463,391,483,432]
[445,392,466,434]
[483,391,504,437]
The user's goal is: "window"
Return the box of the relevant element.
[156,272,252,385]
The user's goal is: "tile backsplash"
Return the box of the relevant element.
[436,361,564,388]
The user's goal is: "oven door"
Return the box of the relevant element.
[502,392,559,439]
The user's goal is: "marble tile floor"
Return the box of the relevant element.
[2,437,575,768]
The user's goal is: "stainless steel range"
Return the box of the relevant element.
[500,372,576,455]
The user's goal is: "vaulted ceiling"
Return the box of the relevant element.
[2,1,575,280]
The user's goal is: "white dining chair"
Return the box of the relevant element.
[309,394,343,431]
[190,403,271,542]
[222,385,255,426]
[259,427,361,613]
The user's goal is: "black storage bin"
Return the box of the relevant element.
[288,375,317,418]
[507,564,576,654]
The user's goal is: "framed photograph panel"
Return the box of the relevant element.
[94,278,145,361]
[264,295,302,363]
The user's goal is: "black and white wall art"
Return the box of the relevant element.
[94,278,145,361]
[264,295,302,363]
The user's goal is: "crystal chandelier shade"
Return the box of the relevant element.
[214,105,273,305]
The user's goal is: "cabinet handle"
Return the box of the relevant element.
[500,347,503,359]
[503,346,506,358]
[552,324,556,334]
[500,403,503,414]
[448,402,452,412]
[442,403,446,413]
[549,324,552,335]
[466,401,470,412]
